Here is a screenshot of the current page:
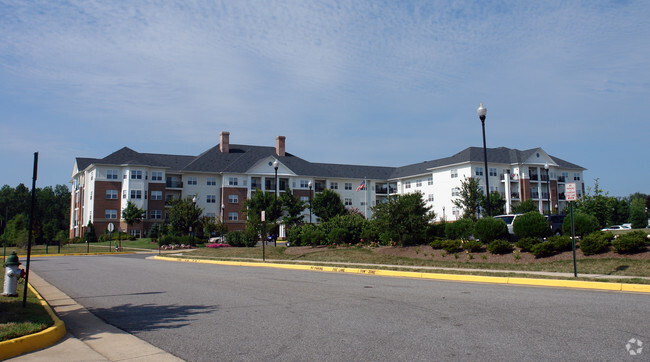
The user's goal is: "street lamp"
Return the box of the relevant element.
[308,181,313,224]
[477,103,490,217]
[191,196,197,245]
[544,163,551,216]
[220,203,225,242]
[273,160,279,246]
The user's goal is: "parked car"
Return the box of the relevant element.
[600,225,631,231]
[493,214,523,235]
[545,214,566,235]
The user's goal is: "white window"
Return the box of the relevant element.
[300,180,310,188]
[151,191,162,200]
[573,173,581,181]
[452,206,460,217]
[427,177,433,186]
[131,170,142,179]
[151,171,163,181]
[344,183,352,190]
[228,194,238,203]
[330,182,338,190]
[489,168,497,177]
[228,212,238,221]
[130,190,142,199]
[405,181,411,189]
[475,167,484,176]
[416,180,422,187]
[344,198,352,206]
[187,176,197,185]
[150,210,162,219]
[300,196,309,202]
[206,213,216,218]
[207,177,216,186]
[229,177,238,186]
[428,194,434,202]
[360,201,366,206]
[105,209,117,219]
[123,190,127,199]
[207,195,216,203]
[106,190,118,199]
[452,187,460,197]
[107,169,119,180]
[451,169,458,178]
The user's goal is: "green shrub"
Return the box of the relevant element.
[531,242,555,258]
[612,231,647,254]
[513,211,549,238]
[445,219,474,240]
[580,231,612,255]
[302,228,327,246]
[442,240,462,253]
[473,217,508,242]
[461,240,483,252]
[562,213,599,237]
[429,239,445,249]
[548,235,572,252]
[328,228,349,245]
[360,222,380,243]
[286,226,304,246]
[516,237,541,252]
[486,240,513,254]
[426,222,447,241]
[226,231,246,247]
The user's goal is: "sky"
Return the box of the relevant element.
[1,0,648,198]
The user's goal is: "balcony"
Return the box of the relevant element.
[559,192,566,200]
[540,174,549,181]
[557,176,566,183]
[376,185,397,195]
[511,192,520,199]
[166,181,183,188]
[529,174,539,181]
[541,192,549,199]
[531,192,539,199]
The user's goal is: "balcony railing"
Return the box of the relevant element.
[531,192,539,199]
[166,181,183,188]
[511,192,520,199]
[559,192,566,200]
[540,174,549,181]
[557,176,566,182]
[529,174,539,181]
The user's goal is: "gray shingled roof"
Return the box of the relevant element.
[75,145,584,180]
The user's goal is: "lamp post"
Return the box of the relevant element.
[273,160,279,247]
[308,181,313,224]
[220,203,225,242]
[191,196,196,245]
[477,103,490,217]
[544,163,551,216]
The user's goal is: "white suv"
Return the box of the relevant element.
[493,214,523,235]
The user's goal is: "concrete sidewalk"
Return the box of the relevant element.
[8,272,182,362]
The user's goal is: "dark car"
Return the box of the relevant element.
[545,214,566,235]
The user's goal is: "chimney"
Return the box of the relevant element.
[220,131,230,153]
[276,136,286,157]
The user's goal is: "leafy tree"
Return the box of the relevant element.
[629,197,647,228]
[122,201,145,237]
[611,197,630,225]
[148,223,160,240]
[84,222,98,243]
[243,189,281,241]
[167,196,204,236]
[511,199,537,214]
[371,192,434,246]
[280,187,306,229]
[311,189,346,222]
[481,191,506,216]
[3,213,29,247]
[452,176,482,220]
[574,178,615,228]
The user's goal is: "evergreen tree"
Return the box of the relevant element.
[311,188,347,222]
[452,176,482,220]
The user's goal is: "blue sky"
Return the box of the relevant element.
[1,0,648,197]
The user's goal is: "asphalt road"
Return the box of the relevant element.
[30,254,649,361]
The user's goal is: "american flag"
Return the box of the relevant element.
[356,180,366,192]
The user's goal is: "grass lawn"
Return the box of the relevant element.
[0,280,53,342]
[2,239,161,256]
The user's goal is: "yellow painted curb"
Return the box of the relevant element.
[151,256,650,294]
[0,283,66,360]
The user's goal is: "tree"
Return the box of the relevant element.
[511,199,537,214]
[280,187,305,229]
[481,191,506,216]
[452,176,482,220]
[84,222,98,243]
[311,189,347,222]
[167,197,203,236]
[371,192,434,246]
[243,190,281,241]
[611,197,631,225]
[122,201,145,237]
[574,179,615,228]
[629,197,647,228]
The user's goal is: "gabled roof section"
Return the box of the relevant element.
[100,147,166,167]
[74,157,99,173]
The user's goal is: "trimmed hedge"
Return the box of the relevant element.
[531,242,555,258]
[513,212,549,238]
[486,240,513,254]
[473,217,508,243]
[516,237,541,252]
[461,240,484,252]
[612,231,647,254]
[562,213,599,237]
[442,240,462,253]
[548,235,572,252]
[580,231,612,255]
[445,219,474,240]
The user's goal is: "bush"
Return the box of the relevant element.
[513,212,549,238]
[328,228,349,245]
[486,240,513,254]
[426,222,447,242]
[516,237,541,252]
[562,213,599,237]
[227,230,258,247]
[461,240,483,252]
[548,235,572,252]
[442,240,462,253]
[612,231,647,254]
[445,219,474,240]
[473,217,508,242]
[286,226,304,246]
[580,231,612,255]
[429,239,445,249]
[302,228,327,246]
[360,222,380,243]
[531,242,555,258]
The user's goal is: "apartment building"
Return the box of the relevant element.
[70,131,585,238]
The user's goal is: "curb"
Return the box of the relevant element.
[152,256,650,293]
[0,283,67,360]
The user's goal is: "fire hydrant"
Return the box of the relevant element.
[3,252,25,297]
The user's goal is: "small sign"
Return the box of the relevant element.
[566,183,577,201]
[108,223,115,232]
[261,211,266,222]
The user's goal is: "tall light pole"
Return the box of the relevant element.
[544,163,551,216]
[477,103,490,217]
[273,160,279,246]
[191,196,197,245]
[308,181,313,224]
